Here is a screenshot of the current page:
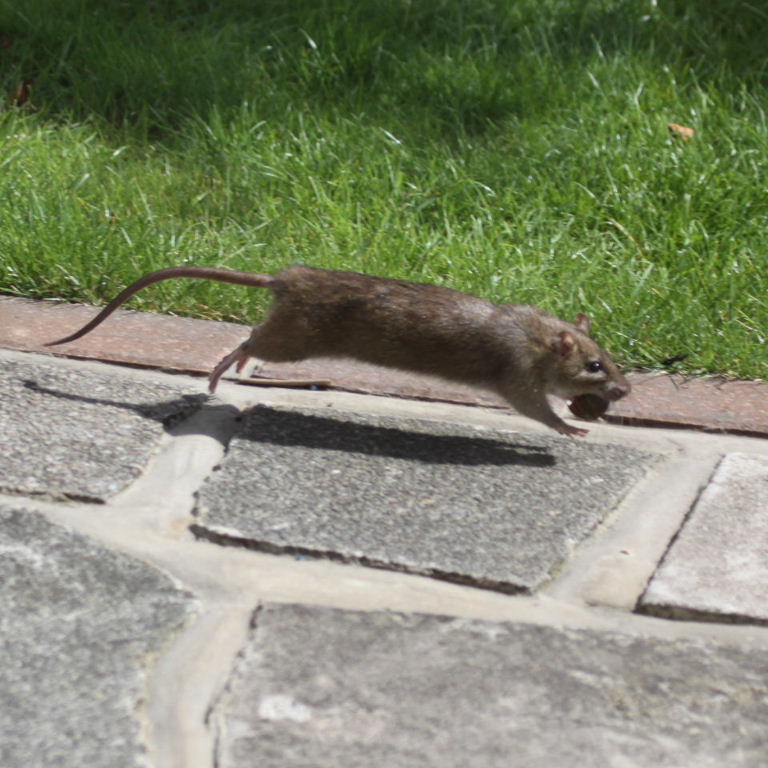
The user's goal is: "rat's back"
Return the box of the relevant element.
[262,265,507,383]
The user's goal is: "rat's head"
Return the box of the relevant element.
[548,313,630,402]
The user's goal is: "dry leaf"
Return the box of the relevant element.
[9,78,33,107]
[668,122,695,141]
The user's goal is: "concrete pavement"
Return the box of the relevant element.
[1,302,768,767]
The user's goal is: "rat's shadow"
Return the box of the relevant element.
[22,380,554,467]
[22,379,226,438]
[238,406,555,467]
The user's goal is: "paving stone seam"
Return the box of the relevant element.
[638,452,768,629]
[204,604,266,768]
[638,603,768,628]
[9,484,768,649]
[7,482,768,768]
[5,349,768,768]
[146,601,254,768]
[0,384,246,768]
[540,451,668,602]
[0,402,242,768]
[189,523,530,596]
[97,403,244,768]
[544,451,723,611]
[633,455,725,618]
[106,403,240,528]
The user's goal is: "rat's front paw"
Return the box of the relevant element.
[556,421,589,438]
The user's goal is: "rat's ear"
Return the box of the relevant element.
[557,330,577,357]
[574,312,592,336]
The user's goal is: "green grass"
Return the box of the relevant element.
[0,0,767,378]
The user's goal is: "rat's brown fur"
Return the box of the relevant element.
[47,265,630,437]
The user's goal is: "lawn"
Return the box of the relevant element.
[0,0,766,378]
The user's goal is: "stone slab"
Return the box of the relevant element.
[639,453,768,625]
[211,603,768,768]
[0,506,195,768]
[0,357,200,500]
[194,406,655,592]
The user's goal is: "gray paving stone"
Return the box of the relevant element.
[0,505,196,768]
[211,603,768,768]
[0,358,201,500]
[639,452,768,625]
[195,406,655,592]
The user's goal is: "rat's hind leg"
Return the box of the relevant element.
[236,353,258,375]
[208,315,312,392]
[207,320,281,391]
[208,341,252,392]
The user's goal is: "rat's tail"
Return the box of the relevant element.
[45,266,273,347]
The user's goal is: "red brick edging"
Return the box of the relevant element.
[2,295,766,437]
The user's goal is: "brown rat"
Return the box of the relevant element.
[46,264,630,437]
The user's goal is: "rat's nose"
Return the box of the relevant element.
[606,378,631,401]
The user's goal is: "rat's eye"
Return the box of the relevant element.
[586,360,604,373]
